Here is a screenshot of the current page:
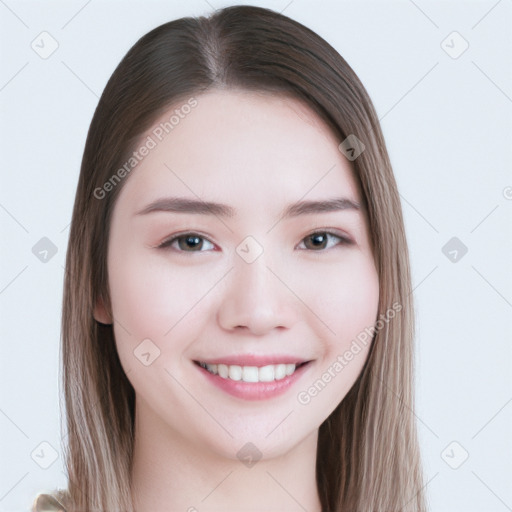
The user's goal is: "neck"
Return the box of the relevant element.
[130,398,323,512]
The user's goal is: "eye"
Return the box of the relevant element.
[157,230,353,254]
[157,233,215,252]
[297,231,354,251]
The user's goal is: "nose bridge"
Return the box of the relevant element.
[233,243,277,306]
[216,237,296,334]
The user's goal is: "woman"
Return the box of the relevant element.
[32,5,427,511]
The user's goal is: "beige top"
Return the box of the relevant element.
[31,492,67,512]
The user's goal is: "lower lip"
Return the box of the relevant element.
[194,361,312,401]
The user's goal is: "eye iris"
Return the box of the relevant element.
[179,235,202,251]
[306,233,328,250]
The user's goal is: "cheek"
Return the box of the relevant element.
[300,251,379,341]
[107,253,220,400]
[107,249,221,347]
[295,253,379,409]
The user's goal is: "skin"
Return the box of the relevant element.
[94,89,380,512]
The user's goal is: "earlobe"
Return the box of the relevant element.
[93,296,112,325]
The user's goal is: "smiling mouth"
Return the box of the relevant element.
[193,360,311,383]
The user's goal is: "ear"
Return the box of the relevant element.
[93,295,112,325]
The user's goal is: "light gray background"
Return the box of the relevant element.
[1,1,511,511]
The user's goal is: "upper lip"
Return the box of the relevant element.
[194,354,311,367]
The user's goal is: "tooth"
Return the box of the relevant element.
[218,364,229,378]
[206,363,218,375]
[274,364,287,380]
[228,365,242,381]
[285,363,296,376]
[258,365,275,382]
[242,366,259,382]
[201,362,299,382]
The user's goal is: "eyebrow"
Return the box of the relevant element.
[135,196,361,219]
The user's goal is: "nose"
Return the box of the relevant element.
[216,250,298,336]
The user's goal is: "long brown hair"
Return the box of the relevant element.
[32,5,427,511]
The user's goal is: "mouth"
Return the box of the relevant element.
[193,360,312,383]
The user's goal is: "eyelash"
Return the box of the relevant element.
[156,230,354,253]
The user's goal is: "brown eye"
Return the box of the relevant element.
[299,231,353,251]
[177,235,203,251]
[158,233,215,252]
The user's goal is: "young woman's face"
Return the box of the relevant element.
[96,89,379,460]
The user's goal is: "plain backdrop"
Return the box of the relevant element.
[1,1,511,511]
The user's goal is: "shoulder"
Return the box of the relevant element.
[31,491,68,512]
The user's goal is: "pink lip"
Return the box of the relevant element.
[194,354,310,367]
[194,360,313,401]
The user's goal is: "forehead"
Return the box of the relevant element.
[117,89,360,211]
